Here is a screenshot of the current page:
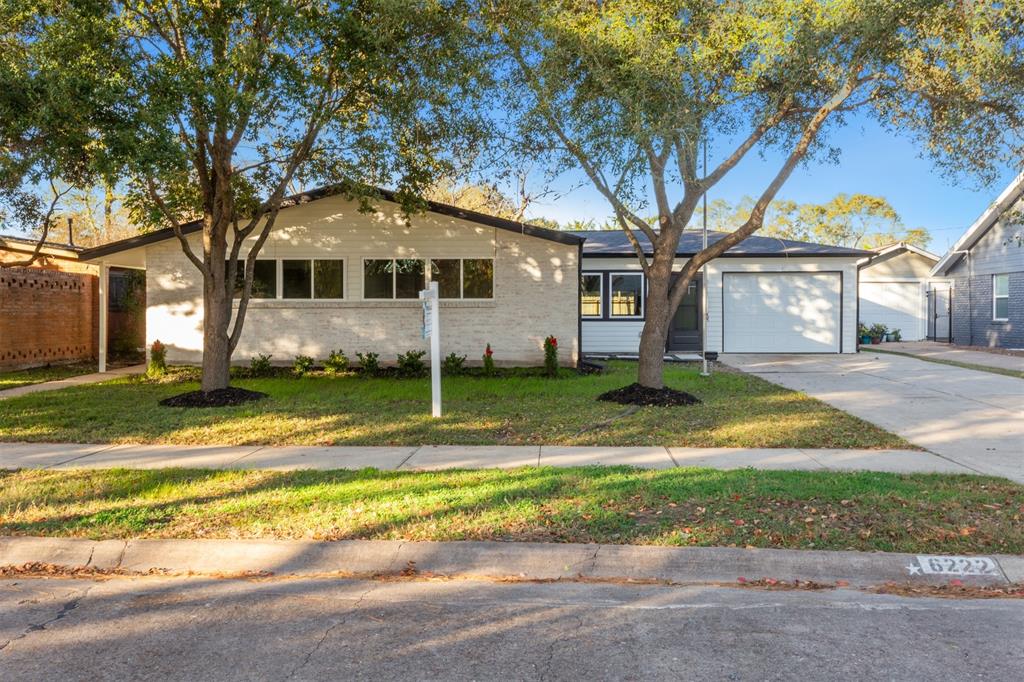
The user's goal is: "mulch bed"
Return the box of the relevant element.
[159,387,268,408]
[597,383,701,407]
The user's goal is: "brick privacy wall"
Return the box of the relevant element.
[950,272,1023,348]
[146,231,580,367]
[0,266,98,369]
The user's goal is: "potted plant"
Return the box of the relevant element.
[858,323,871,346]
[890,328,902,342]
[869,323,887,344]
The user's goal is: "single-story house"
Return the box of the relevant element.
[931,172,1023,348]
[79,186,583,370]
[569,230,870,355]
[857,242,940,341]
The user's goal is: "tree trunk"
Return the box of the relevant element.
[637,263,672,389]
[201,286,233,392]
[200,222,232,392]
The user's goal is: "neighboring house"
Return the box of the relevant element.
[931,172,1024,349]
[569,230,870,355]
[79,186,583,369]
[857,242,940,341]
[0,235,146,370]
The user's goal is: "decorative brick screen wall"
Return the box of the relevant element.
[0,266,99,369]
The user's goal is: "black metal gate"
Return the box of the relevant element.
[927,287,952,343]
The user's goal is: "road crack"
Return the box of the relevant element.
[0,585,92,652]
[282,583,376,681]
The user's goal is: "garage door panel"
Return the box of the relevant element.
[860,282,924,340]
[723,273,841,353]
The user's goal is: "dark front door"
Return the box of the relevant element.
[667,276,702,351]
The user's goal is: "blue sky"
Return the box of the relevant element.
[528,113,1020,253]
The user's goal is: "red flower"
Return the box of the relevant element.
[484,344,493,357]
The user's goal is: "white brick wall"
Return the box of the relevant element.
[145,195,579,367]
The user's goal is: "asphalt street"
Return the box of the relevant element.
[1,576,1021,681]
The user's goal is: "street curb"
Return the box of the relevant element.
[1,537,1017,587]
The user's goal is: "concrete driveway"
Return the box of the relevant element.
[722,352,1024,482]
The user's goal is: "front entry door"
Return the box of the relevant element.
[667,276,702,351]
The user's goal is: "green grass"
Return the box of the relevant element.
[2,467,1021,554]
[0,363,96,391]
[0,362,909,448]
[863,347,1024,379]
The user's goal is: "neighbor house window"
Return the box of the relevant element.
[580,273,602,317]
[993,274,1009,321]
[227,259,277,299]
[428,258,494,299]
[364,259,424,299]
[609,272,643,317]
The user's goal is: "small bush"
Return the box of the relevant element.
[891,328,902,342]
[482,343,495,376]
[869,323,888,341]
[147,340,167,378]
[397,349,428,378]
[356,352,380,376]
[293,354,315,376]
[250,353,274,377]
[324,349,349,375]
[543,336,559,377]
[442,352,467,376]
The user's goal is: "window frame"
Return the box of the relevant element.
[226,258,278,300]
[993,273,1009,322]
[580,272,604,319]
[607,271,645,319]
[362,258,428,300]
[274,258,347,301]
[426,257,495,300]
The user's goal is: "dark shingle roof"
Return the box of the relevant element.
[568,230,872,257]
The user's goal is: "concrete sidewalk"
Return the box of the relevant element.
[0,441,988,477]
[867,341,1023,373]
[0,364,145,400]
[2,536,1019,587]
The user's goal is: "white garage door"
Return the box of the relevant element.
[859,281,924,341]
[723,272,841,353]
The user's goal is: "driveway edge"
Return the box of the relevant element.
[1,536,1017,587]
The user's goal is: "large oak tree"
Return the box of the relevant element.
[121,0,481,391]
[485,0,1024,388]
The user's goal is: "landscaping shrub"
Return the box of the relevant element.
[356,352,380,376]
[293,354,315,376]
[397,349,428,378]
[147,340,167,378]
[442,352,467,376]
[543,336,559,377]
[869,323,888,343]
[324,349,349,375]
[250,353,274,377]
[482,343,495,376]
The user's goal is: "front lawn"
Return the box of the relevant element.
[2,467,1020,554]
[0,362,96,391]
[0,361,909,448]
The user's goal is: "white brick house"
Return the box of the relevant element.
[82,186,583,368]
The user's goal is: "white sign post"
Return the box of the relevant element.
[420,281,442,417]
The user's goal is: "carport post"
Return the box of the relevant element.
[98,262,108,373]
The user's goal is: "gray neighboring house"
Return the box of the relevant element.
[931,172,1024,348]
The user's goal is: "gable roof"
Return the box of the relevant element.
[932,171,1024,276]
[569,229,872,258]
[864,241,940,263]
[80,184,582,261]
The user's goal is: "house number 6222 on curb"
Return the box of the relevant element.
[906,556,1000,576]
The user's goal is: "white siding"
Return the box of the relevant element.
[145,194,579,367]
[582,321,645,353]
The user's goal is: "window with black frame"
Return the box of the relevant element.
[609,272,643,317]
